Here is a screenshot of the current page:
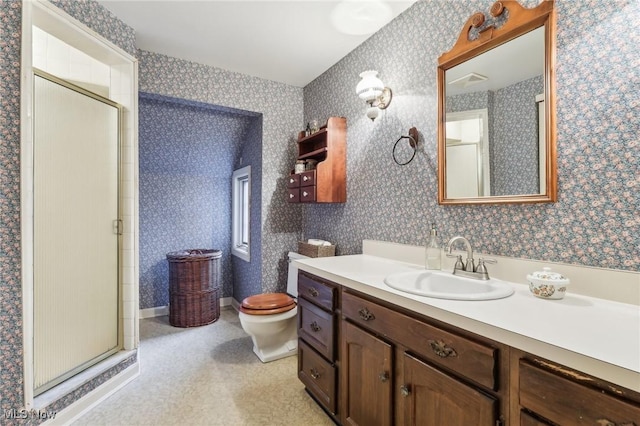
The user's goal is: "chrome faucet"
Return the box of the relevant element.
[445,235,496,280]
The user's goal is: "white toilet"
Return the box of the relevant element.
[238,251,308,363]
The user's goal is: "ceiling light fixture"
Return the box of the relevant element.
[356,70,392,121]
[331,0,393,35]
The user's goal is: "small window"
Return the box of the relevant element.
[232,166,251,262]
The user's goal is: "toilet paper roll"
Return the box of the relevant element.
[307,239,331,246]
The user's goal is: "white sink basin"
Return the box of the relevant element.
[383,270,514,301]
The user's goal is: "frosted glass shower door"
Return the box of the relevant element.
[33,73,120,394]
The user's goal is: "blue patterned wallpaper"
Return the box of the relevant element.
[303,0,640,271]
[139,93,260,308]
[232,117,264,303]
[447,75,544,196]
[0,0,137,419]
[138,50,304,299]
[492,75,544,196]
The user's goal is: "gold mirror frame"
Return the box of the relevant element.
[437,0,557,205]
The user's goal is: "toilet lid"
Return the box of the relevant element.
[240,293,296,315]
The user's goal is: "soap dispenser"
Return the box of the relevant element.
[425,223,441,270]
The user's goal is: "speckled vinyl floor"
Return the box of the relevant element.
[73,307,334,426]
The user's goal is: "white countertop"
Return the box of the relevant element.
[295,254,640,392]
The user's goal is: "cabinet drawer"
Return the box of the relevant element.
[298,297,335,360]
[287,188,300,203]
[287,174,300,188]
[520,411,552,426]
[299,170,316,187]
[519,360,640,425]
[300,186,316,202]
[298,339,336,415]
[342,290,497,390]
[298,272,335,311]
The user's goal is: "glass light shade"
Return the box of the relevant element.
[365,105,380,121]
[356,70,384,102]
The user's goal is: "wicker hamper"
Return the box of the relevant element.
[298,241,336,258]
[166,249,222,327]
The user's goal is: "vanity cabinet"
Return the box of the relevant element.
[297,272,640,426]
[288,116,346,204]
[297,272,339,419]
[341,289,503,426]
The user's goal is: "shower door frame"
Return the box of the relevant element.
[32,69,122,396]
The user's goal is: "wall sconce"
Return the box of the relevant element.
[355,70,392,121]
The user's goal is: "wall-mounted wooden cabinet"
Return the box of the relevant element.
[287,117,346,203]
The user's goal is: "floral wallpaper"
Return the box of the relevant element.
[303,0,640,271]
[1,0,26,418]
[0,0,137,420]
[139,93,260,309]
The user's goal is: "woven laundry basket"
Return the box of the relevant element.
[166,249,222,327]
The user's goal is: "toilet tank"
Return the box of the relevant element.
[287,251,309,297]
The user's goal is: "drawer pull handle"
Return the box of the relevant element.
[310,368,320,380]
[289,178,295,183]
[358,307,375,321]
[400,385,411,397]
[379,372,389,382]
[289,193,294,199]
[428,339,458,358]
[303,191,309,197]
[308,287,319,297]
[309,321,321,332]
[303,175,309,181]
[597,420,636,426]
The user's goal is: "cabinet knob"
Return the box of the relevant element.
[303,175,309,181]
[428,339,458,358]
[303,191,309,197]
[358,307,375,321]
[309,321,321,332]
[400,385,411,397]
[379,372,389,382]
[308,287,319,297]
[289,178,295,183]
[289,193,294,199]
[310,367,320,380]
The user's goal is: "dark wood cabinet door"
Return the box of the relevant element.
[342,320,393,426]
[401,353,498,426]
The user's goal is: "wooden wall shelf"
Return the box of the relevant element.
[287,117,346,203]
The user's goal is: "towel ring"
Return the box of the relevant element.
[392,127,419,166]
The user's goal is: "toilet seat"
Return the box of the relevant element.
[240,293,296,315]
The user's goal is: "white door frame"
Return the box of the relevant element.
[20,0,139,410]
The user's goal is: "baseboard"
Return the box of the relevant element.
[44,362,140,425]
[231,298,241,311]
[139,306,168,319]
[140,298,233,319]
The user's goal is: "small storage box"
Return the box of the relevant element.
[298,241,336,258]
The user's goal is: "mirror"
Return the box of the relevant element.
[437,0,557,205]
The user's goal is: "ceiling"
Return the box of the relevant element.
[97,0,417,87]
